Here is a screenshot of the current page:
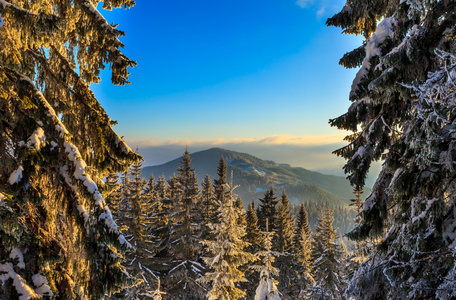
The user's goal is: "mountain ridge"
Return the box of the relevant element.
[141,147,368,207]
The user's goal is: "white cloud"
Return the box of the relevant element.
[126,134,346,148]
[296,0,313,8]
[316,6,326,17]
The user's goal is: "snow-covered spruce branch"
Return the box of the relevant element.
[3,66,131,246]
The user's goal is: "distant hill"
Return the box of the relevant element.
[141,148,369,207]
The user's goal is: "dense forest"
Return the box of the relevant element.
[1,0,456,299]
[105,149,355,299]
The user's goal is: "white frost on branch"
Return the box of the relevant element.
[351,17,396,96]
[17,73,129,246]
[26,128,46,151]
[389,24,421,55]
[9,165,24,185]
[254,270,281,300]
[9,248,25,269]
[32,273,53,297]
[0,264,38,300]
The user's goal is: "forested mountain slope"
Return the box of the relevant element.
[142,148,369,207]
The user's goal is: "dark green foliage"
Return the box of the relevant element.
[151,175,172,255]
[201,175,215,225]
[276,192,295,253]
[165,149,205,299]
[105,173,123,220]
[329,0,456,298]
[127,159,153,242]
[213,156,227,204]
[245,200,262,253]
[258,187,278,232]
[294,203,311,251]
[120,159,157,298]
[235,196,247,227]
[172,148,200,260]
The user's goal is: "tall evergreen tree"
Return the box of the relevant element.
[235,196,247,227]
[275,192,296,299]
[152,175,171,256]
[310,206,345,300]
[127,159,153,243]
[144,174,157,200]
[349,186,364,251]
[213,156,227,204]
[292,204,314,299]
[276,192,295,253]
[296,230,314,299]
[0,1,138,298]
[105,172,123,220]
[166,150,205,299]
[245,200,262,253]
[172,148,200,260]
[294,203,312,251]
[201,174,215,224]
[198,184,255,300]
[258,187,278,232]
[252,222,281,300]
[122,159,156,298]
[328,0,456,298]
[345,186,366,282]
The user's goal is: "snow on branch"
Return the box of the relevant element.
[351,17,396,97]
[0,0,35,15]
[11,69,130,246]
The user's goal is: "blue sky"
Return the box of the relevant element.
[92,0,376,182]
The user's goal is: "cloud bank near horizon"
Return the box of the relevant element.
[125,134,347,148]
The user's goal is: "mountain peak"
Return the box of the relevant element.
[142,148,367,207]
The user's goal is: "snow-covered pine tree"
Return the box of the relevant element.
[328,0,456,298]
[198,184,255,300]
[213,156,227,205]
[166,150,205,299]
[144,174,157,201]
[0,0,139,298]
[127,158,153,244]
[296,229,314,299]
[258,187,278,232]
[252,221,281,300]
[235,196,247,227]
[171,148,200,260]
[343,187,366,289]
[291,203,314,299]
[122,159,157,298]
[246,200,262,253]
[310,206,345,300]
[200,174,216,237]
[240,200,262,298]
[152,175,171,257]
[275,192,297,299]
[105,172,123,220]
